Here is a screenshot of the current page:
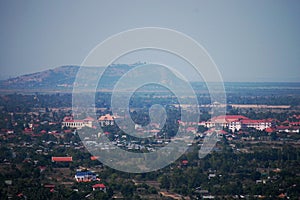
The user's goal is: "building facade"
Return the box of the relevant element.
[62,116,94,129]
[204,115,273,132]
[75,171,96,182]
[98,114,114,126]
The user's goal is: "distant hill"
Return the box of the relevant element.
[0,64,137,92]
[0,66,79,90]
[0,64,299,96]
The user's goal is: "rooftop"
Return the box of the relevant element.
[51,156,73,162]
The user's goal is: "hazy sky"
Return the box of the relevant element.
[0,0,299,82]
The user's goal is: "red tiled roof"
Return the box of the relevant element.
[51,156,73,162]
[240,119,272,124]
[290,122,300,126]
[265,127,275,133]
[210,115,249,123]
[182,160,188,165]
[91,156,99,160]
[92,183,106,188]
[99,114,114,121]
[63,116,94,123]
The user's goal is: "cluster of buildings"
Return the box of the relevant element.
[62,114,115,129]
[75,171,97,182]
[74,170,106,192]
[202,115,274,132]
[61,113,299,134]
[51,156,106,192]
[202,114,300,133]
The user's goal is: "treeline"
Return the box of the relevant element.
[1,91,299,114]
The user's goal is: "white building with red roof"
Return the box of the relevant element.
[98,114,114,126]
[92,183,106,192]
[240,119,272,131]
[205,115,273,132]
[62,116,94,129]
[205,115,248,131]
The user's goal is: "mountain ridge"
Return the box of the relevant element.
[2,65,298,94]
[0,64,135,91]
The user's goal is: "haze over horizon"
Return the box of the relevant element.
[0,0,300,82]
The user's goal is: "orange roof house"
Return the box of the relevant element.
[90,156,99,161]
[98,114,114,121]
[93,183,106,188]
[210,115,249,123]
[51,156,73,162]
[98,114,115,126]
[92,183,106,192]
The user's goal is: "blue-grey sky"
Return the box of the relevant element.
[0,0,299,82]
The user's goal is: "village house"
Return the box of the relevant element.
[51,156,73,162]
[75,171,97,182]
[98,114,114,126]
[92,183,106,192]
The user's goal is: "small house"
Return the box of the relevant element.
[92,183,106,192]
[75,171,96,182]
